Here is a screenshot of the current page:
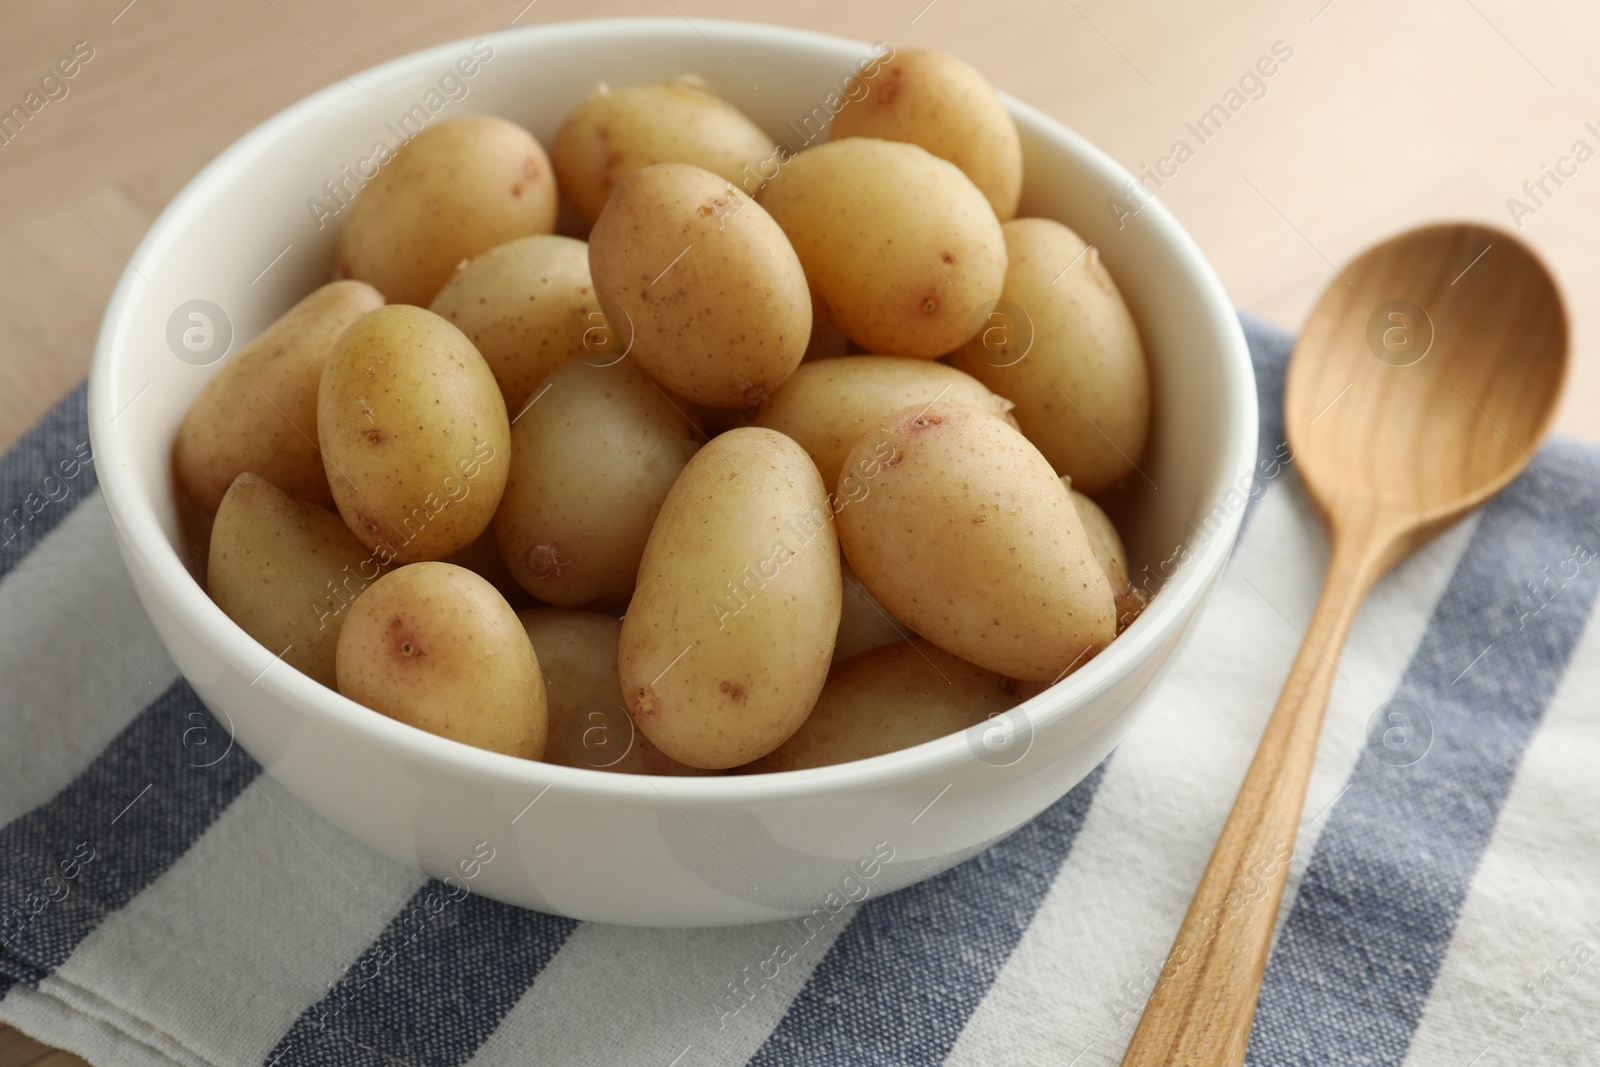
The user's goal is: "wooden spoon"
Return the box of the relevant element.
[1120,222,1567,1065]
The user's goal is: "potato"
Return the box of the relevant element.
[753,356,1013,487]
[335,116,557,306]
[828,49,1022,221]
[552,77,780,224]
[619,427,841,768]
[518,609,715,775]
[208,473,385,689]
[743,640,1040,772]
[1065,479,1147,632]
[174,281,382,513]
[336,562,547,759]
[836,402,1114,681]
[950,218,1149,493]
[588,163,811,407]
[318,305,510,563]
[428,235,600,413]
[834,564,914,663]
[756,138,1005,358]
[494,358,702,607]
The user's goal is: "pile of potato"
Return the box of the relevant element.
[177,48,1151,775]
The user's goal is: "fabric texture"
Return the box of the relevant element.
[1,315,1597,1066]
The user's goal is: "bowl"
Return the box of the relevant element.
[88,18,1257,927]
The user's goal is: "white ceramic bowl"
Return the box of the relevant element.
[88,19,1256,927]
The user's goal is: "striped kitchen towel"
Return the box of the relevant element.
[2,315,1598,1067]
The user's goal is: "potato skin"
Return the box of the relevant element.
[428,235,600,413]
[208,473,385,689]
[619,427,841,768]
[756,138,1005,358]
[494,359,702,608]
[743,640,1040,773]
[174,281,382,513]
[950,218,1150,493]
[517,609,716,775]
[829,48,1022,221]
[336,116,557,306]
[836,402,1114,681]
[318,305,510,564]
[336,562,547,759]
[588,163,811,408]
[552,78,779,223]
[1066,480,1147,632]
[753,356,1013,487]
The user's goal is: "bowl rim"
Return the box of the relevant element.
[88,16,1258,806]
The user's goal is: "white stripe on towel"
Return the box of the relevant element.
[0,495,178,824]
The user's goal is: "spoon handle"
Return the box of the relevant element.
[1119,534,1385,1066]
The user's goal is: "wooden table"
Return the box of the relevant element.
[2,1,1596,1062]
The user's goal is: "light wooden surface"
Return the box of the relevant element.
[0,1032,75,1067]
[7,0,1600,458]
[3,1,1597,1062]
[1119,223,1567,1064]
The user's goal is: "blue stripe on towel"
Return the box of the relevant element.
[1239,312,1289,499]
[746,762,1109,1067]
[1247,439,1600,1066]
[263,888,578,1067]
[0,383,97,584]
[1236,312,1295,540]
[0,680,259,994]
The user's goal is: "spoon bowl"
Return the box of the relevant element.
[1287,223,1567,556]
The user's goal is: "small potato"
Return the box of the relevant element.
[1065,479,1147,632]
[494,359,702,607]
[743,640,1041,773]
[336,562,547,759]
[836,402,1114,681]
[753,356,1013,487]
[589,163,811,407]
[834,565,914,663]
[208,473,386,689]
[619,428,841,769]
[950,218,1150,493]
[756,138,1005,358]
[828,49,1022,221]
[336,116,557,306]
[518,608,715,775]
[429,235,600,413]
[174,281,382,513]
[319,305,510,563]
[552,77,780,223]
